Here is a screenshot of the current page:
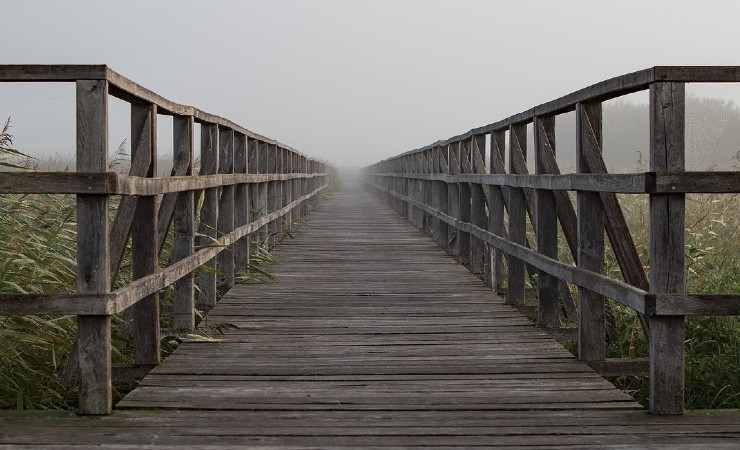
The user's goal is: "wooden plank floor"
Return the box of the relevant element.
[2,176,739,448]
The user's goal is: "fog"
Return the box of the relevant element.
[3,0,740,168]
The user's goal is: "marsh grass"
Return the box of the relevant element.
[559,192,740,409]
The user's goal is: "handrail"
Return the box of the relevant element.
[364,66,740,416]
[0,65,330,414]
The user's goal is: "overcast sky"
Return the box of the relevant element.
[3,0,740,167]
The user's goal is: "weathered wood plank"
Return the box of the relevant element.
[470,134,487,277]
[216,128,235,290]
[535,115,559,328]
[507,124,527,306]
[648,81,686,415]
[172,115,195,331]
[130,102,160,365]
[74,79,112,415]
[196,123,219,309]
[577,102,606,361]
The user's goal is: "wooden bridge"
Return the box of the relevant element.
[1,65,740,447]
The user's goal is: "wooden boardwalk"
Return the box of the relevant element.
[2,177,739,448]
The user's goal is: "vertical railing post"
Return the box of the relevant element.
[471,134,487,278]
[444,142,460,262]
[424,149,433,236]
[234,134,249,275]
[197,123,219,308]
[267,144,278,247]
[534,115,559,328]
[301,155,309,216]
[576,102,606,361]
[290,152,298,224]
[489,130,507,293]
[75,79,112,414]
[258,142,269,245]
[457,140,472,268]
[217,128,235,291]
[507,123,527,306]
[649,81,686,415]
[276,147,285,242]
[433,145,448,249]
[172,115,195,331]
[131,101,160,365]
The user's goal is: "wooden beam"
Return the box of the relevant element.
[75,79,112,415]
[648,81,686,415]
[196,123,219,309]
[534,115,559,328]
[507,124,527,306]
[217,128,235,291]
[172,115,195,331]
[576,102,606,361]
[130,102,160,365]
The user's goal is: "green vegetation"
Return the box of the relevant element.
[0,118,298,410]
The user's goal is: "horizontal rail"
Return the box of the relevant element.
[0,171,328,195]
[371,183,740,317]
[0,185,325,315]
[371,171,740,194]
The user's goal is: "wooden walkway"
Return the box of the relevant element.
[2,177,739,448]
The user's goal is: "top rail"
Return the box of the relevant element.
[383,66,740,160]
[0,64,305,155]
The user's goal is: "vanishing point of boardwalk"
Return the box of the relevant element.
[1,177,738,448]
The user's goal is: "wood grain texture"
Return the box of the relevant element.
[470,135,487,277]
[217,128,235,291]
[172,116,196,331]
[648,82,686,415]
[196,123,219,309]
[507,124,527,306]
[75,79,112,415]
[234,134,249,275]
[576,102,606,361]
[534,115,559,328]
[130,102,160,365]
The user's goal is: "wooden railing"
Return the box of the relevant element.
[0,65,329,414]
[365,66,740,415]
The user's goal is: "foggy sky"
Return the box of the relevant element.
[3,0,740,167]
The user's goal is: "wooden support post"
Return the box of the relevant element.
[258,141,269,245]
[276,148,285,242]
[301,155,309,216]
[196,123,218,309]
[75,79,112,414]
[217,128,235,291]
[649,81,686,415]
[457,140,472,268]
[247,140,260,248]
[424,150,433,236]
[535,115,559,328]
[446,144,459,257]
[507,124,527,306]
[471,134,487,277]
[489,130,507,293]
[267,144,278,247]
[234,134,249,275]
[172,115,195,331]
[130,102,160,365]
[577,102,606,361]
[433,146,448,249]
[290,152,298,224]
